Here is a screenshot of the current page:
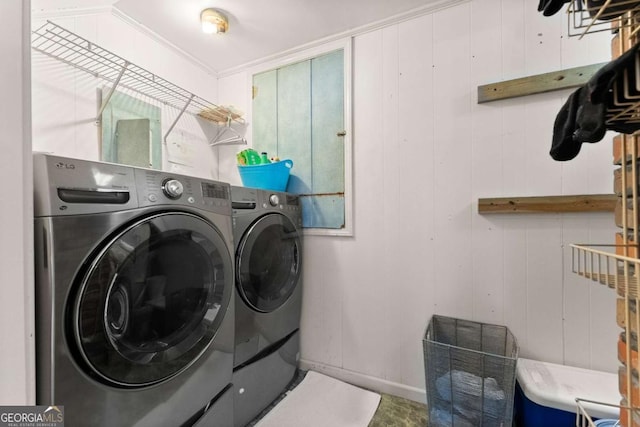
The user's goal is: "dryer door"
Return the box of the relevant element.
[72,212,232,387]
[236,213,301,313]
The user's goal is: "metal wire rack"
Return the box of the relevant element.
[568,23,640,422]
[608,69,640,125]
[572,244,640,298]
[568,0,640,39]
[571,128,640,425]
[565,2,640,131]
[31,20,247,146]
[576,398,632,426]
[541,2,640,424]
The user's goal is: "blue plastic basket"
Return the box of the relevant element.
[237,159,293,192]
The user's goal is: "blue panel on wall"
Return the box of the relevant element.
[252,70,278,156]
[277,60,312,189]
[300,195,345,229]
[252,50,345,230]
[311,49,344,194]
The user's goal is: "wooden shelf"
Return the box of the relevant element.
[477,63,606,103]
[478,194,617,214]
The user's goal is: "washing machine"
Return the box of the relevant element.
[33,153,235,427]
[230,186,302,427]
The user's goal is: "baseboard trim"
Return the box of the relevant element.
[298,359,426,404]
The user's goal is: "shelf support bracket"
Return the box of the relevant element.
[164,94,194,143]
[209,134,247,146]
[96,61,129,122]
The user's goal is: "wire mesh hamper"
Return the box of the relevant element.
[423,315,519,427]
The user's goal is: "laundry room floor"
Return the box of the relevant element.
[368,393,427,427]
[248,370,428,427]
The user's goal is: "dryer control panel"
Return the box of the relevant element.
[231,186,301,214]
[258,190,301,216]
[230,185,302,229]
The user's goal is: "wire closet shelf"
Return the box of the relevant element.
[566,1,640,128]
[31,20,247,146]
[569,0,640,291]
[568,0,640,39]
[576,398,638,426]
[572,243,640,298]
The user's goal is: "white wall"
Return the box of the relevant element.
[218,0,619,402]
[0,0,35,405]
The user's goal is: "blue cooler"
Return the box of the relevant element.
[514,358,618,427]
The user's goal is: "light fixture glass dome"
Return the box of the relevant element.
[201,8,229,34]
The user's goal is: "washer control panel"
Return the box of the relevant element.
[134,169,230,214]
[33,152,232,217]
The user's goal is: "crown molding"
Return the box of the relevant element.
[30,0,468,80]
[31,5,113,19]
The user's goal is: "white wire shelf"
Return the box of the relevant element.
[571,244,640,298]
[568,0,640,39]
[31,20,247,146]
[575,398,631,427]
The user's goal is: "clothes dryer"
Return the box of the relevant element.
[230,186,302,427]
[34,153,235,427]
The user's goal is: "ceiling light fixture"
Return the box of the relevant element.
[201,8,229,34]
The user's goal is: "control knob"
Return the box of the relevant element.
[162,179,184,199]
[268,194,280,207]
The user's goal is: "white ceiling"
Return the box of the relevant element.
[32,0,455,74]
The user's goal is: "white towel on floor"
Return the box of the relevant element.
[254,371,381,427]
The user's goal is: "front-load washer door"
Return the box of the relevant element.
[71,212,232,387]
[236,213,301,313]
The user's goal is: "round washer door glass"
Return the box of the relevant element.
[73,212,232,387]
[236,213,301,313]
